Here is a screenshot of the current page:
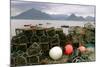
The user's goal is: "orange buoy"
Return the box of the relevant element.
[64,44,73,55]
[78,45,86,52]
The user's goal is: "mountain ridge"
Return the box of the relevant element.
[11,8,52,20]
[11,8,95,21]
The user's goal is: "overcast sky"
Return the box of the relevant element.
[11,0,95,17]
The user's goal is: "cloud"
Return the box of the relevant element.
[11,1,95,17]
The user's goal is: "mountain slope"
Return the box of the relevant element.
[66,14,85,21]
[85,16,95,21]
[11,8,52,19]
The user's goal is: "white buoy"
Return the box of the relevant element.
[49,46,63,60]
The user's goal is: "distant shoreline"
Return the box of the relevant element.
[11,19,95,22]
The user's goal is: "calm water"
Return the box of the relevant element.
[11,20,94,37]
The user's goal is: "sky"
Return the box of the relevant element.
[11,0,95,17]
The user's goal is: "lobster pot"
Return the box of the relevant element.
[27,56,39,65]
[12,34,28,44]
[56,28,63,34]
[36,28,45,36]
[27,42,41,56]
[23,30,33,42]
[40,42,49,52]
[30,34,40,43]
[58,33,67,47]
[18,43,27,52]
[46,27,56,37]
[15,29,25,36]
[11,44,18,53]
[55,28,67,48]
[15,56,27,66]
[18,35,28,43]
[11,43,27,53]
[39,34,49,43]
[11,36,20,44]
[49,34,60,48]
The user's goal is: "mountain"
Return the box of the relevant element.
[11,8,52,20]
[11,9,95,21]
[85,16,95,21]
[66,14,85,21]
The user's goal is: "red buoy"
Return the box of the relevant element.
[64,44,73,55]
